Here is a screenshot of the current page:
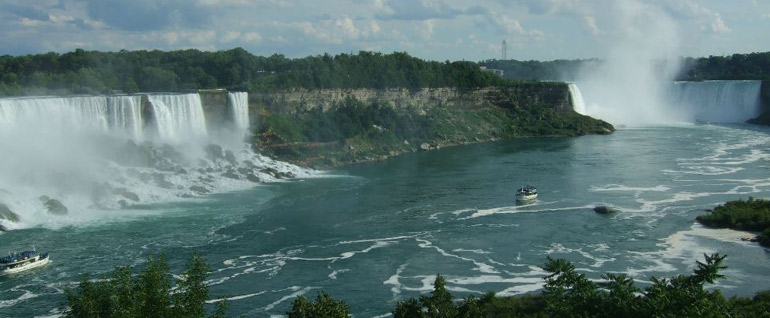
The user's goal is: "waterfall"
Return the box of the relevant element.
[574,80,763,124]
[227,92,249,131]
[0,91,310,231]
[669,81,762,123]
[568,83,587,115]
[107,95,144,141]
[147,93,208,143]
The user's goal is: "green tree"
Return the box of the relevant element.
[420,275,458,318]
[172,254,210,318]
[64,253,227,318]
[286,292,351,318]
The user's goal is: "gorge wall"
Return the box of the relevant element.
[251,83,612,168]
[249,84,574,115]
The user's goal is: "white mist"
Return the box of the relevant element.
[578,0,687,126]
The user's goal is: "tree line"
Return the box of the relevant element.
[65,252,770,317]
[479,51,770,81]
[0,49,505,96]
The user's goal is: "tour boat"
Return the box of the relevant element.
[516,185,538,201]
[0,247,50,275]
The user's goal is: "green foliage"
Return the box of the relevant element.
[65,253,227,318]
[697,197,770,247]
[680,52,770,81]
[392,274,457,318]
[480,52,770,81]
[286,292,351,318]
[542,257,602,316]
[0,49,506,96]
[479,59,594,81]
[388,254,764,318]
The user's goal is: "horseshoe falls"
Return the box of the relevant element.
[575,80,764,125]
[670,80,763,123]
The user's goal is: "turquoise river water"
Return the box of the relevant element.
[2,124,770,317]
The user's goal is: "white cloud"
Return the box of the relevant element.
[417,19,435,39]
[279,16,364,45]
[491,13,524,34]
[656,0,732,35]
[370,20,381,35]
[0,0,766,61]
[20,18,42,27]
[709,14,730,34]
[334,16,359,39]
[197,0,293,7]
[487,12,544,41]
[516,0,585,15]
[222,31,241,43]
[48,14,74,23]
[242,32,262,42]
[583,15,599,36]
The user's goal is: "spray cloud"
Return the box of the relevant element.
[578,0,687,126]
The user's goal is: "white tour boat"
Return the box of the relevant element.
[0,248,50,275]
[516,185,538,201]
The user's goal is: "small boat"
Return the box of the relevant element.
[516,185,538,201]
[0,247,50,276]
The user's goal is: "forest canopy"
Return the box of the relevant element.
[0,48,506,96]
[479,51,770,81]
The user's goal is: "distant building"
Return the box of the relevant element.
[479,66,504,77]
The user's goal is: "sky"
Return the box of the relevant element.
[0,0,768,61]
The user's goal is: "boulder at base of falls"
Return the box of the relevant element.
[246,173,261,183]
[224,150,238,165]
[222,170,241,180]
[44,198,68,215]
[0,223,7,232]
[594,205,618,214]
[152,173,174,189]
[0,203,21,222]
[261,167,281,179]
[113,188,140,202]
[205,144,224,161]
[190,185,210,194]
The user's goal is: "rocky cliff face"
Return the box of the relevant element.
[250,84,573,114]
[251,84,613,168]
[199,89,229,129]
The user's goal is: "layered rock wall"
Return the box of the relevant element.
[250,85,573,114]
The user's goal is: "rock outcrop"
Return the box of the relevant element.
[594,206,618,214]
[43,198,68,215]
[0,203,20,223]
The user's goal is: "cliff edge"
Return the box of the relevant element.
[251,83,614,168]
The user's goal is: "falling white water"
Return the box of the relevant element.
[568,84,587,115]
[669,81,762,123]
[0,92,312,231]
[107,95,144,141]
[228,92,249,131]
[574,80,763,124]
[147,93,208,143]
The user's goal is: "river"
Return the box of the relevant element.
[3,123,770,317]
